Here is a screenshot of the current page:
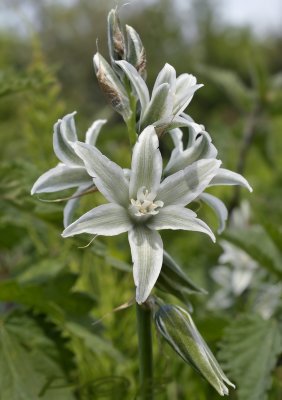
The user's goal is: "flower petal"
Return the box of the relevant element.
[31,164,91,194]
[209,168,253,192]
[165,131,218,175]
[53,112,83,166]
[85,119,107,146]
[129,126,162,198]
[116,60,150,113]
[141,83,173,129]
[174,74,203,115]
[73,142,129,206]
[63,184,92,228]
[147,205,215,242]
[158,159,221,206]
[169,128,184,151]
[62,203,132,237]
[153,115,202,137]
[199,193,228,234]
[128,226,163,304]
[152,63,176,97]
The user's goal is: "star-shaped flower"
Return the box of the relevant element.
[62,126,221,303]
[31,112,106,227]
[115,60,203,133]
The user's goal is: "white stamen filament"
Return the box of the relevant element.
[130,187,164,217]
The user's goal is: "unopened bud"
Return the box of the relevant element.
[126,25,147,79]
[107,8,125,61]
[93,52,130,119]
[154,304,235,396]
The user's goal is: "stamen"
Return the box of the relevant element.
[130,187,164,218]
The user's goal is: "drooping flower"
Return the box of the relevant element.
[62,125,221,303]
[31,112,106,227]
[115,60,203,134]
[165,127,252,233]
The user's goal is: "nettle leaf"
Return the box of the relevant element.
[0,312,75,400]
[223,226,282,279]
[219,314,282,400]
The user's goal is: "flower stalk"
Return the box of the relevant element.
[136,302,154,400]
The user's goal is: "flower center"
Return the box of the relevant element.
[130,187,164,217]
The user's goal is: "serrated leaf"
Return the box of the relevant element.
[0,312,75,400]
[219,314,282,400]
[223,226,282,278]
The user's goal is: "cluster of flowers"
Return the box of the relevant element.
[31,9,252,396]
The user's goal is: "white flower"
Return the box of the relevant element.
[62,126,221,303]
[115,59,203,133]
[166,127,252,233]
[31,112,106,227]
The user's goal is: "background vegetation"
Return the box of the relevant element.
[0,0,282,399]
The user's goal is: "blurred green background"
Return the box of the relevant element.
[1,0,282,399]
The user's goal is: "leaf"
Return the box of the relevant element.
[156,250,207,306]
[219,314,282,400]
[0,272,96,322]
[64,321,122,362]
[223,226,282,279]
[0,312,75,400]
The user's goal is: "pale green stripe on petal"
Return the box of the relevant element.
[53,113,83,166]
[147,205,215,242]
[152,63,176,96]
[209,168,253,192]
[158,159,221,206]
[85,119,107,146]
[141,83,173,129]
[165,133,218,175]
[116,60,150,112]
[129,126,162,198]
[174,74,203,115]
[73,142,129,206]
[62,203,132,237]
[31,164,91,194]
[128,226,163,304]
[199,193,228,234]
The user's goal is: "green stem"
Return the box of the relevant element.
[136,303,154,400]
[124,78,138,147]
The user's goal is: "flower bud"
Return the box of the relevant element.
[154,304,235,396]
[107,8,125,62]
[126,25,147,79]
[93,52,130,120]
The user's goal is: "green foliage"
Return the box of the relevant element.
[219,314,282,400]
[0,311,75,400]
[223,225,282,278]
[1,0,282,398]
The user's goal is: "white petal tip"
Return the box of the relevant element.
[136,289,149,305]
